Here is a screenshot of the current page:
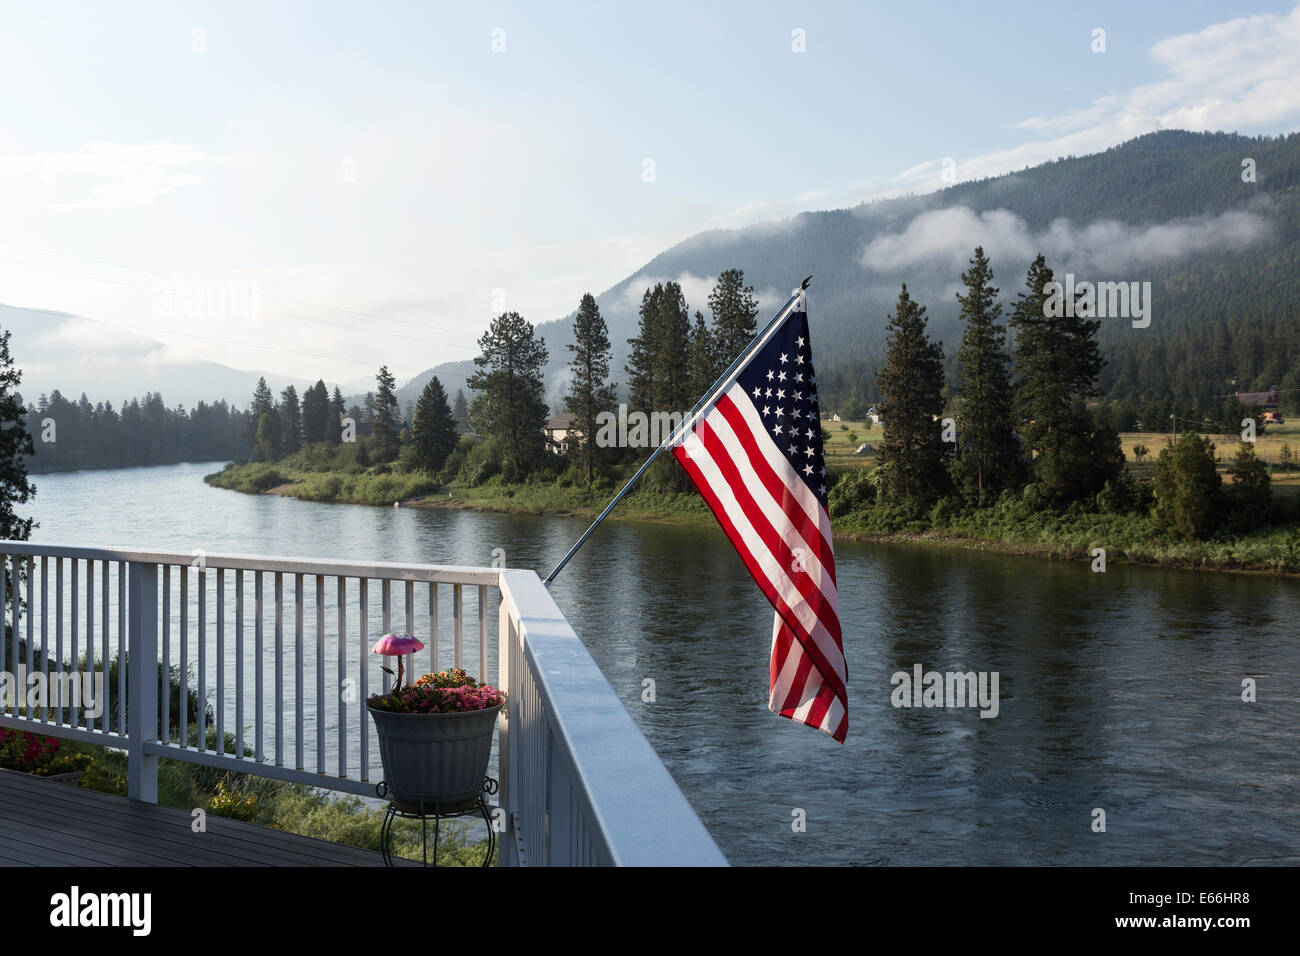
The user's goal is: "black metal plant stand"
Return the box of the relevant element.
[376,777,498,867]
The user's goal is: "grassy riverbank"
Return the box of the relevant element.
[205,420,1300,574]
[834,502,1300,574]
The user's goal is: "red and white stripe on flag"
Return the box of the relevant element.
[671,304,847,742]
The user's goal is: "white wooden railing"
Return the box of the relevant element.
[0,542,726,867]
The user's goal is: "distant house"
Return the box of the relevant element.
[867,405,883,425]
[830,412,842,422]
[544,412,579,454]
[1236,386,1280,408]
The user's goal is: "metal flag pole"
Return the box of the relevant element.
[543,275,813,585]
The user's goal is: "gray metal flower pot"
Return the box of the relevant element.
[367,703,501,808]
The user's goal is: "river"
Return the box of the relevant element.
[25,461,1300,865]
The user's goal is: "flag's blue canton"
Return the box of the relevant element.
[733,307,828,507]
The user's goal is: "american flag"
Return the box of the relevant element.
[672,295,848,742]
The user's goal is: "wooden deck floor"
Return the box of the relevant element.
[0,769,403,866]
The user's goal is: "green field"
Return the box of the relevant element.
[1119,421,1300,495]
[822,418,1300,494]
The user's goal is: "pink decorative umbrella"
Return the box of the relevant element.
[371,632,425,692]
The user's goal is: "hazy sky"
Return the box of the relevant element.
[1,0,1297,388]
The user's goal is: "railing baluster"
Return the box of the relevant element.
[117,562,126,737]
[337,576,346,778]
[316,573,325,775]
[197,566,206,751]
[359,577,368,782]
[216,568,225,754]
[161,565,170,744]
[40,557,47,723]
[25,557,34,720]
[85,560,94,731]
[404,580,414,687]
[381,580,391,694]
[1,556,9,716]
[235,568,244,761]
[295,572,303,771]
[100,560,108,734]
[478,584,487,681]
[180,564,188,748]
[453,584,463,670]
[274,572,283,767]
[255,570,264,763]
[4,557,12,717]
[55,558,63,725]
[71,559,78,727]
[429,582,438,674]
[1,556,8,712]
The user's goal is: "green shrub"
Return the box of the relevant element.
[829,468,875,518]
[458,436,504,487]
[208,774,260,822]
[1152,433,1221,540]
[927,496,965,527]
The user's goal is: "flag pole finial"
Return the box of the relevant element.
[801,274,813,290]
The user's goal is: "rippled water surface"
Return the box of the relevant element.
[28,462,1300,865]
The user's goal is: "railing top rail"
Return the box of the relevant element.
[0,541,500,586]
[498,568,729,867]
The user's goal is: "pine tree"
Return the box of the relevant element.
[688,311,718,401]
[952,247,1021,506]
[452,389,470,434]
[707,268,759,371]
[372,367,400,461]
[0,329,36,542]
[249,377,277,460]
[651,282,693,490]
[1225,441,1272,531]
[874,284,948,510]
[411,376,459,475]
[329,387,346,444]
[653,281,692,414]
[254,412,276,463]
[625,284,663,413]
[467,312,549,478]
[564,293,616,486]
[1152,432,1221,539]
[279,385,303,454]
[301,380,330,445]
[1010,254,1117,506]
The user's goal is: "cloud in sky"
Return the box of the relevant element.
[867,6,1300,200]
[618,272,786,319]
[860,206,1272,275]
[0,142,216,209]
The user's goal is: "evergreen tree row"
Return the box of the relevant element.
[24,389,250,473]
[874,248,1124,514]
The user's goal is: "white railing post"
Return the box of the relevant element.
[127,561,159,803]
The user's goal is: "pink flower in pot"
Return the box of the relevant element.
[371,632,425,692]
